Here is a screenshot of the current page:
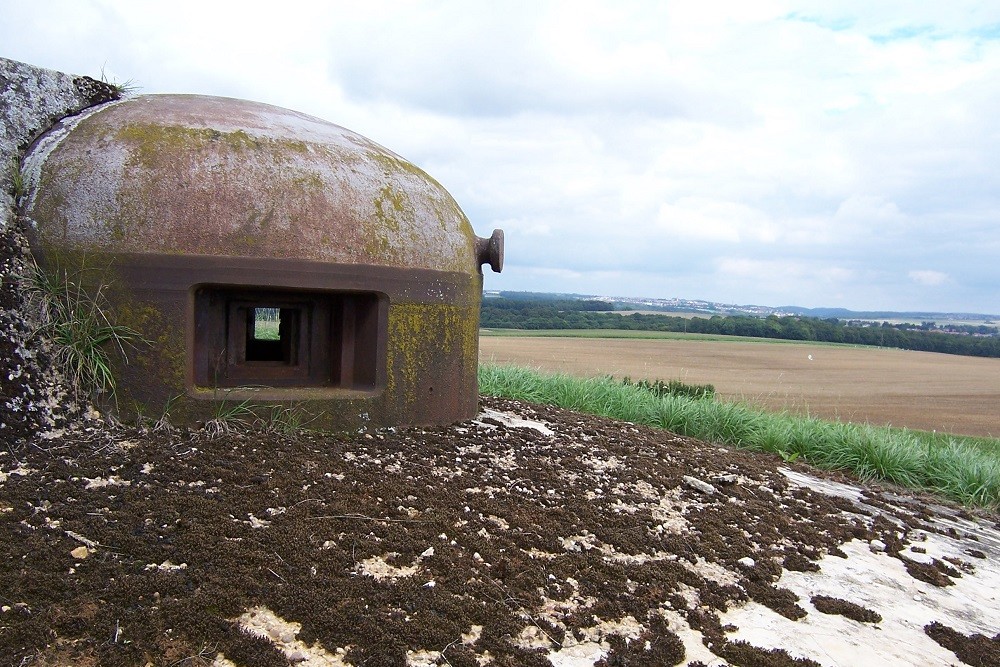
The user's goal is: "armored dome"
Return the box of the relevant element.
[26,94,477,273]
[23,94,502,429]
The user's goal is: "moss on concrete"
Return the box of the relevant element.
[387,299,479,413]
[116,124,260,166]
[28,96,480,274]
[22,93,487,429]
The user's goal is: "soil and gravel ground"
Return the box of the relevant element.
[2,396,998,667]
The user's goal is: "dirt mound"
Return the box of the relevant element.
[1,397,997,666]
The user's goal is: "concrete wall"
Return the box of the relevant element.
[0,57,118,441]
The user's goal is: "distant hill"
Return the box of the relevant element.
[485,291,998,323]
[778,306,998,322]
[481,292,1000,358]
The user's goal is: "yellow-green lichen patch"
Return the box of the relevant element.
[432,197,478,266]
[31,246,118,291]
[95,132,338,257]
[386,301,480,410]
[27,94,480,272]
[373,184,406,233]
[290,172,325,194]
[115,124,267,167]
[368,184,410,263]
[106,299,185,420]
[365,148,439,184]
[365,147,476,236]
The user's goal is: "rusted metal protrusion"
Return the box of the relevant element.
[476,229,504,273]
[23,93,492,430]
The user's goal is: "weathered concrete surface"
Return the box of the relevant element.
[0,57,118,441]
[719,468,1000,667]
[1,57,117,217]
[24,94,476,274]
[22,91,489,429]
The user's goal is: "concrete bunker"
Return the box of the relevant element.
[23,93,503,429]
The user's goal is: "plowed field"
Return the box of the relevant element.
[480,335,1000,438]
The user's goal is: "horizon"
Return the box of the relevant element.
[484,289,1000,319]
[3,1,999,313]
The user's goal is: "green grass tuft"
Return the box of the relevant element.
[202,399,319,437]
[8,157,26,203]
[619,376,715,400]
[479,363,1000,509]
[27,265,146,401]
[100,65,140,97]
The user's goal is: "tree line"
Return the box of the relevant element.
[480,298,1000,359]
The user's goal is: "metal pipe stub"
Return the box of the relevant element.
[476,229,504,273]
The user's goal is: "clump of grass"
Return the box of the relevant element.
[133,394,182,433]
[260,403,322,434]
[478,363,1000,508]
[8,157,26,204]
[203,398,257,436]
[27,264,145,401]
[620,376,715,400]
[201,399,319,437]
[100,65,139,97]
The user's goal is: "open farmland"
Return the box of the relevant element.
[480,333,1000,438]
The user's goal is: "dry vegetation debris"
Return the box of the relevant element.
[1,397,998,666]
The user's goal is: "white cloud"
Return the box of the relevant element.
[715,257,857,286]
[655,199,777,243]
[3,0,999,312]
[834,196,904,222]
[908,270,950,287]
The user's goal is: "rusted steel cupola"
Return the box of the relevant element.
[23,94,503,428]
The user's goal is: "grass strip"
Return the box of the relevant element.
[478,363,1000,509]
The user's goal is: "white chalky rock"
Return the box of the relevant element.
[682,476,717,495]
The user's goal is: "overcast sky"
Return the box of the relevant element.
[4,1,999,313]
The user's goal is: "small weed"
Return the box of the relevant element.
[261,403,322,434]
[778,450,801,463]
[203,398,257,436]
[26,263,145,401]
[135,394,182,433]
[153,394,183,432]
[100,64,139,97]
[8,157,26,204]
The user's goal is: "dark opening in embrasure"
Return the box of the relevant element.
[193,287,384,390]
[245,307,300,364]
